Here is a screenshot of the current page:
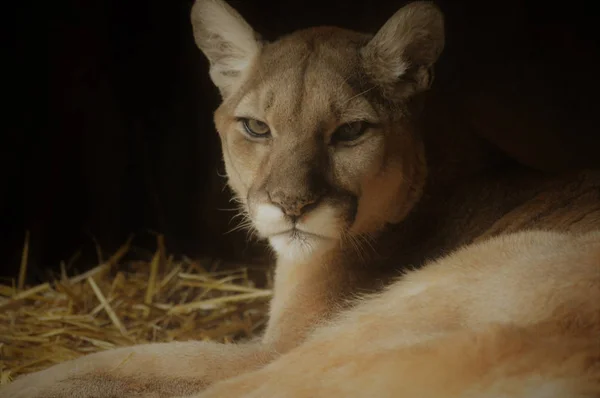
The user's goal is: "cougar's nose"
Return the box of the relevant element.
[268,190,322,220]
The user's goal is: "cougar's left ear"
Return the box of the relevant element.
[361,1,445,98]
[191,0,263,98]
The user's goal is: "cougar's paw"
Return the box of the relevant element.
[0,341,275,398]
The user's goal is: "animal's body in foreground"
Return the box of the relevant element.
[1,0,599,397]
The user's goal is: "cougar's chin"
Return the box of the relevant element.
[269,230,336,261]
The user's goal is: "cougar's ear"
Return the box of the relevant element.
[191,0,263,98]
[361,1,445,97]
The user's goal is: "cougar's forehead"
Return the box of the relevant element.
[233,28,378,133]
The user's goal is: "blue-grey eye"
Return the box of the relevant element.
[241,118,270,137]
[331,121,370,143]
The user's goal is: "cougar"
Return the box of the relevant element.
[2,0,599,397]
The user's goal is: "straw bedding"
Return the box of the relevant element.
[0,233,273,384]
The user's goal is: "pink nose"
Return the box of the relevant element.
[268,191,322,218]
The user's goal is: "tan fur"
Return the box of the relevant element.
[1,1,599,397]
[195,230,600,398]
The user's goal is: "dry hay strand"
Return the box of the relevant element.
[0,233,273,385]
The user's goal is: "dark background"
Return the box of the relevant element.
[2,0,599,282]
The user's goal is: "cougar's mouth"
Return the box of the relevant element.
[270,228,333,241]
[268,227,339,260]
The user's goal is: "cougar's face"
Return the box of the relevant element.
[214,30,420,260]
[192,0,443,260]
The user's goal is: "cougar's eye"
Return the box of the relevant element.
[241,118,271,138]
[331,121,370,144]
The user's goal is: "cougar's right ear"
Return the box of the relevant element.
[191,0,263,98]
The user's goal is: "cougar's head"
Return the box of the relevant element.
[191,0,444,260]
